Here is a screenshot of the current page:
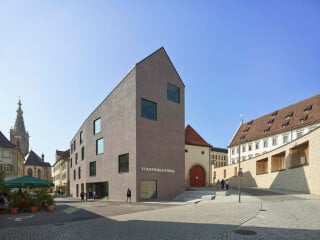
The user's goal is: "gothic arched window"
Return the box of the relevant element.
[27,168,32,176]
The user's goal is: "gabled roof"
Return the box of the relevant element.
[56,149,70,160]
[185,125,212,147]
[229,94,320,147]
[25,150,51,167]
[136,47,185,87]
[0,131,16,148]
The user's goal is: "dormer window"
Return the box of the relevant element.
[271,111,278,117]
[285,112,294,120]
[247,120,253,126]
[304,105,312,113]
[282,120,290,128]
[264,127,270,134]
[267,119,274,125]
[300,115,308,123]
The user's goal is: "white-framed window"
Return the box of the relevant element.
[283,135,289,144]
[2,150,10,158]
[263,140,268,148]
[248,144,252,151]
[297,131,303,138]
[231,149,235,155]
[242,146,246,152]
[255,142,260,150]
[272,137,278,146]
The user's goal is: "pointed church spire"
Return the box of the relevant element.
[14,99,26,133]
[10,99,29,156]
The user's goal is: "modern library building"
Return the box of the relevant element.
[69,47,185,202]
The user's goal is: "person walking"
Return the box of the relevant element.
[126,188,131,203]
[93,191,96,202]
[216,179,221,190]
[80,192,84,202]
[221,179,225,189]
[225,179,229,190]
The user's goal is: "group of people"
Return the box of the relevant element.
[80,191,96,202]
[216,179,229,190]
[78,189,131,203]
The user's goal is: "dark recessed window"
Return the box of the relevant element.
[73,140,76,151]
[167,83,180,103]
[73,169,76,180]
[119,153,129,173]
[75,153,78,164]
[81,146,85,160]
[70,158,73,168]
[96,138,104,155]
[185,149,188,153]
[94,118,101,135]
[89,161,96,176]
[141,98,157,121]
[78,167,81,179]
[80,131,83,144]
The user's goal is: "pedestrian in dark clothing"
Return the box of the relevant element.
[221,179,225,189]
[93,191,96,201]
[126,188,131,203]
[80,192,84,201]
[225,179,230,190]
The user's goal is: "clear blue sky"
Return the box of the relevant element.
[1,1,319,165]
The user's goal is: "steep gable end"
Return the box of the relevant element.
[185,125,212,147]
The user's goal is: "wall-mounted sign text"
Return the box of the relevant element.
[141,167,175,174]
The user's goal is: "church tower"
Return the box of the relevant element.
[10,100,29,156]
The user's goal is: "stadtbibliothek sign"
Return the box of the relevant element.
[141,167,175,174]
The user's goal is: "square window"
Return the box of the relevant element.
[2,150,10,158]
[167,83,180,103]
[94,118,101,135]
[141,98,157,120]
[119,153,129,173]
[263,140,268,148]
[96,138,104,155]
[89,161,96,176]
[272,138,277,146]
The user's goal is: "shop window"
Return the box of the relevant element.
[256,158,268,175]
[141,180,157,200]
[271,151,286,172]
[290,141,309,169]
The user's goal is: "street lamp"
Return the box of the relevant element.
[238,116,243,203]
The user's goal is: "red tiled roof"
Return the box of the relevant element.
[229,94,320,147]
[185,125,212,147]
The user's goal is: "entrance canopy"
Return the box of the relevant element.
[0,175,54,188]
